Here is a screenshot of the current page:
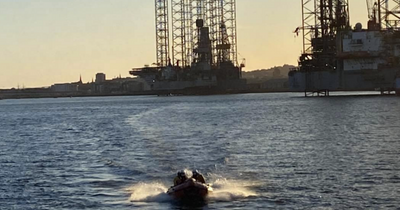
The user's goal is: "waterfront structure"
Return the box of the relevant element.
[289,0,400,96]
[131,0,246,94]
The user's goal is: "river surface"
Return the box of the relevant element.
[1,93,399,209]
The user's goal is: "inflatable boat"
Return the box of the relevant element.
[167,178,213,200]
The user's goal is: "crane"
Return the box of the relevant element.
[366,0,378,21]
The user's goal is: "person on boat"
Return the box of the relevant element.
[173,171,187,186]
[192,170,206,184]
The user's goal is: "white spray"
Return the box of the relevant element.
[127,176,257,203]
[127,182,172,203]
[208,178,258,202]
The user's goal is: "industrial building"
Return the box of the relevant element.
[289,0,400,96]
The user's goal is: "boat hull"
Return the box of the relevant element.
[168,178,212,200]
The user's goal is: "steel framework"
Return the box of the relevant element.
[155,0,238,67]
[205,0,238,66]
[379,0,400,29]
[171,0,193,67]
[301,0,318,54]
[155,0,170,67]
[223,0,238,66]
[207,0,220,65]
[194,0,207,22]
[193,0,207,61]
[299,0,349,75]
[301,0,349,54]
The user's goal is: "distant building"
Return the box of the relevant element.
[51,76,82,93]
[110,77,144,92]
[93,77,145,94]
[96,73,106,84]
[51,83,79,92]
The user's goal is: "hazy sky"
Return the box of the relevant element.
[0,0,368,88]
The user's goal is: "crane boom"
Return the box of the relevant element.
[367,0,373,19]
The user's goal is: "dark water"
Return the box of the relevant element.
[1,93,400,209]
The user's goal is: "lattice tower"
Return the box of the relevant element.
[206,0,217,65]
[223,0,238,66]
[301,0,318,54]
[155,0,170,67]
[171,0,193,67]
[184,0,194,66]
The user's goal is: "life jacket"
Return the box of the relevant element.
[173,176,182,186]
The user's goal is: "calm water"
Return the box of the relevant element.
[1,93,400,209]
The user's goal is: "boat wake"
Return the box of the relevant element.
[208,178,257,202]
[127,182,172,203]
[127,177,257,203]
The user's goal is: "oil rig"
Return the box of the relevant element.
[289,0,400,96]
[130,0,246,94]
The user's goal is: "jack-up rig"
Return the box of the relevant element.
[130,0,246,94]
[289,0,400,96]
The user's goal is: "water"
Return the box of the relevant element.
[0,93,399,209]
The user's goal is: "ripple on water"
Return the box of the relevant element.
[0,94,400,209]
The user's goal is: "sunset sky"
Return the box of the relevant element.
[0,0,368,88]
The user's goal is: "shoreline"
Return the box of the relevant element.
[0,89,398,100]
[0,89,290,100]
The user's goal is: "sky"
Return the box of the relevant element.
[0,0,368,89]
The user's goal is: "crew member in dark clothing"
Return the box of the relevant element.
[173,171,187,186]
[192,170,206,184]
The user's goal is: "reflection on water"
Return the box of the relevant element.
[0,93,399,209]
